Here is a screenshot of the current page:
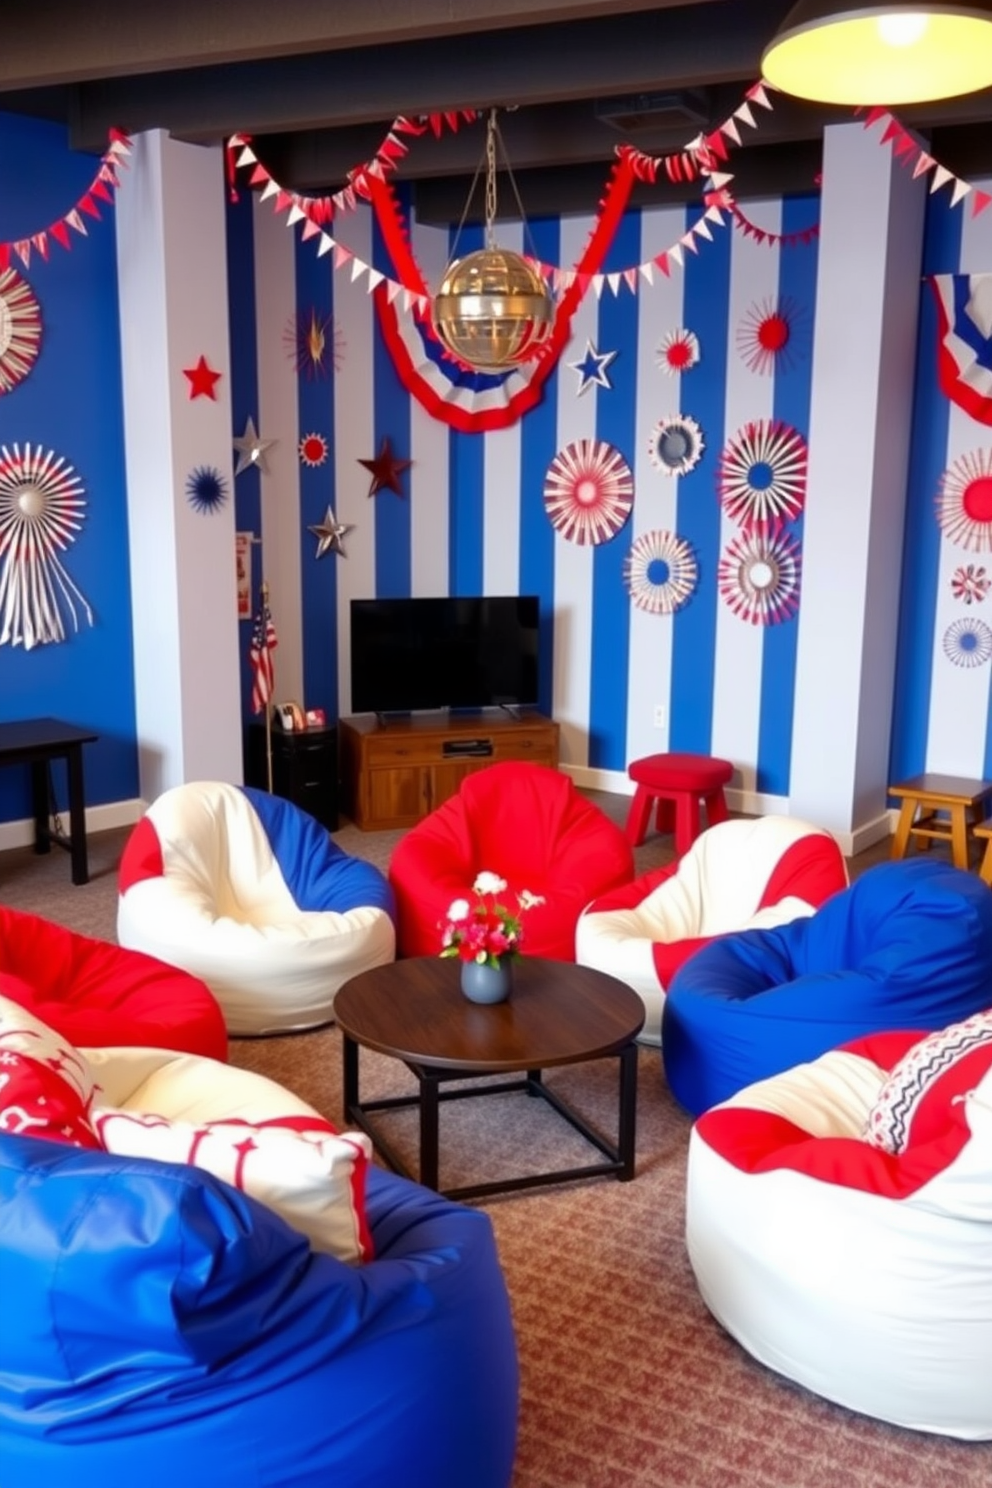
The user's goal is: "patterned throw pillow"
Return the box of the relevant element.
[863,1010,992,1155]
[0,992,99,1147]
[93,1108,374,1264]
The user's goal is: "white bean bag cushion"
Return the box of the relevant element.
[686,1026,992,1438]
[117,781,396,1036]
[575,816,848,1044]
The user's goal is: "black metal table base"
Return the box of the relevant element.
[342,1039,638,1201]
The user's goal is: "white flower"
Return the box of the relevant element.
[473,871,507,896]
[446,898,471,922]
[518,889,545,911]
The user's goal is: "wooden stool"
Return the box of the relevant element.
[975,822,992,887]
[888,773,992,872]
[625,752,734,855]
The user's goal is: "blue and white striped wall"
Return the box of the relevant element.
[229,180,823,809]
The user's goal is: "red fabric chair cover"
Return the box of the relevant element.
[0,906,227,1059]
[388,762,634,961]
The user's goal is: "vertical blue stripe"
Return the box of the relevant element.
[447,222,486,595]
[371,189,412,596]
[671,206,732,752]
[295,234,338,719]
[590,212,639,769]
[226,189,262,727]
[889,194,962,783]
[757,193,820,794]
[519,215,560,718]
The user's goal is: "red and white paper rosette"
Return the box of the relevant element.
[657,328,700,376]
[0,267,42,394]
[717,530,802,625]
[543,439,633,545]
[936,449,992,553]
[717,419,807,533]
[624,530,698,614]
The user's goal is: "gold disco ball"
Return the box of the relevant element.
[432,246,555,372]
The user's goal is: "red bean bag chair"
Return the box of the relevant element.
[388,762,634,961]
[0,905,226,1059]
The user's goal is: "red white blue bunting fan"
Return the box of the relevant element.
[0,444,92,649]
[931,274,992,426]
[0,267,42,394]
[951,563,990,604]
[717,530,802,625]
[943,615,992,667]
[624,530,698,614]
[543,440,633,545]
[936,448,992,551]
[717,420,808,532]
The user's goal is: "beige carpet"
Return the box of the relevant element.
[2,800,987,1487]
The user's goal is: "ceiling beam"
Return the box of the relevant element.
[0,0,721,89]
[66,4,778,151]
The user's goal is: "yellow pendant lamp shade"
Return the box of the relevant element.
[762,2,992,105]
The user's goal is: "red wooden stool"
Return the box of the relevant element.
[625,752,734,854]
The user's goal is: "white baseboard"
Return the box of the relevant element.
[565,764,896,858]
[0,797,146,855]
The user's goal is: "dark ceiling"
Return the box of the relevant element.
[4,0,992,222]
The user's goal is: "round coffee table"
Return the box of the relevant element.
[335,956,645,1201]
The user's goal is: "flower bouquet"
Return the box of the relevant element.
[439,871,544,968]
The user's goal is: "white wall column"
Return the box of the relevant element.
[789,122,926,852]
[116,130,242,803]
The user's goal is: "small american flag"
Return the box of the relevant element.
[249,593,277,715]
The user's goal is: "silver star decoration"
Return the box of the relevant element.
[232,415,276,476]
[568,340,618,397]
[308,506,353,558]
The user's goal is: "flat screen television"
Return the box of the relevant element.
[350,595,540,716]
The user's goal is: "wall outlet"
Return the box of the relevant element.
[653,703,666,729]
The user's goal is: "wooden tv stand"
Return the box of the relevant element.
[339,711,559,831]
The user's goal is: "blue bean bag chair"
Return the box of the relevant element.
[662,858,992,1117]
[0,1135,518,1488]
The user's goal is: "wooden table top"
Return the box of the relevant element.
[888,773,992,807]
[335,956,645,1074]
[0,717,98,754]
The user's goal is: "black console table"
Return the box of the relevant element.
[246,721,338,831]
[0,717,98,885]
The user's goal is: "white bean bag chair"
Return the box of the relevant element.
[686,1017,992,1438]
[117,781,396,1035]
[575,816,848,1045]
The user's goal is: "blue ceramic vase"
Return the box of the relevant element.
[460,957,513,1005]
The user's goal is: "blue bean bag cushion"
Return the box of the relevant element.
[662,858,992,1117]
[0,1135,518,1488]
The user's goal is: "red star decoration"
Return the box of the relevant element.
[183,354,222,400]
[359,436,412,498]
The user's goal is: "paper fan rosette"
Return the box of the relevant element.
[0,267,42,394]
[936,449,992,553]
[951,564,990,604]
[717,419,807,532]
[657,328,700,377]
[543,439,633,545]
[624,530,698,615]
[648,415,705,478]
[943,616,992,668]
[0,443,92,649]
[718,530,802,626]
